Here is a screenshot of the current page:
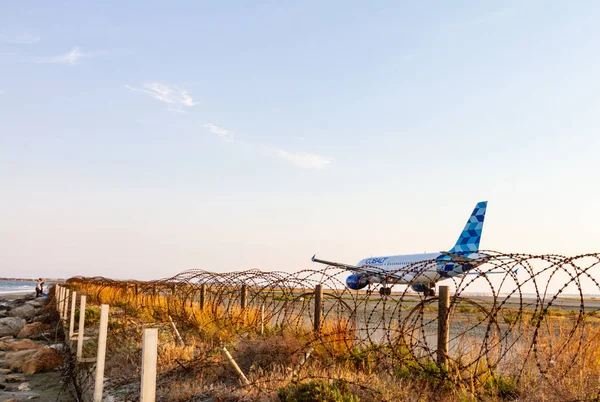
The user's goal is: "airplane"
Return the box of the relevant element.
[311,201,490,297]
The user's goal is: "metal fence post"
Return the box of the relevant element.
[141,328,158,402]
[437,285,450,366]
[240,284,247,310]
[77,295,87,361]
[93,304,110,402]
[314,284,323,334]
[69,291,77,339]
[199,284,205,310]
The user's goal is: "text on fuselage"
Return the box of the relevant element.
[364,257,388,265]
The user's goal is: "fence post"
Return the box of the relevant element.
[57,286,64,319]
[140,328,158,402]
[261,304,265,335]
[93,304,110,402]
[63,290,70,320]
[240,284,247,310]
[61,287,67,320]
[77,295,87,361]
[437,285,450,366]
[314,284,323,335]
[199,284,205,310]
[69,291,77,339]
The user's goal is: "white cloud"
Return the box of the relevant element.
[204,123,234,142]
[126,82,197,112]
[0,32,41,45]
[269,148,332,169]
[40,46,95,65]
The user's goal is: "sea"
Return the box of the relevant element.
[0,280,40,295]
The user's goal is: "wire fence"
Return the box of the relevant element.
[60,251,600,401]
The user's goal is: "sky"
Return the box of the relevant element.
[1,1,600,283]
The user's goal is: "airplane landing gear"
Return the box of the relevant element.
[424,286,435,297]
[379,287,392,296]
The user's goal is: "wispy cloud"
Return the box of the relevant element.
[204,123,234,142]
[0,31,41,45]
[269,148,332,169]
[39,46,95,65]
[126,82,197,112]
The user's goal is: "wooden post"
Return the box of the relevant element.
[69,291,77,339]
[140,328,158,402]
[261,304,265,335]
[199,284,205,310]
[240,284,247,310]
[61,288,67,320]
[168,315,185,346]
[63,290,70,320]
[77,295,87,361]
[437,285,450,366]
[222,347,250,385]
[57,287,64,319]
[134,283,139,296]
[93,304,110,402]
[314,284,323,335]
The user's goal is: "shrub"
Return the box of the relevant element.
[278,379,359,402]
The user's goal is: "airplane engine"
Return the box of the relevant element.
[346,274,368,290]
[410,284,428,293]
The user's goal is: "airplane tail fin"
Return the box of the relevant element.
[449,201,487,253]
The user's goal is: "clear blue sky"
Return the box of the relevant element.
[1,1,599,280]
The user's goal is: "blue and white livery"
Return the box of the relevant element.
[311,201,490,296]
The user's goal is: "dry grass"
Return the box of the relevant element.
[65,282,600,401]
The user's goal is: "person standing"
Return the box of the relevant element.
[35,278,45,297]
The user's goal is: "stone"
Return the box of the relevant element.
[25,299,47,308]
[8,305,37,321]
[6,339,43,351]
[4,349,38,369]
[0,318,25,337]
[0,336,13,342]
[18,382,30,391]
[5,374,26,383]
[17,323,51,339]
[31,314,52,324]
[5,348,62,375]
[0,368,10,374]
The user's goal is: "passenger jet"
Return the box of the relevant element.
[311,201,489,296]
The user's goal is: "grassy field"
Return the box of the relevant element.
[63,280,600,401]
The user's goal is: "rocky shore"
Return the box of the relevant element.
[0,293,69,401]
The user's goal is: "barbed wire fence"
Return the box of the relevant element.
[59,251,600,401]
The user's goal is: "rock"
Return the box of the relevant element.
[0,368,10,374]
[8,305,37,321]
[0,382,4,389]
[25,299,47,308]
[4,349,38,369]
[0,351,5,357]
[18,382,30,391]
[0,317,25,337]
[0,336,13,342]
[17,323,51,339]
[6,339,43,351]
[31,314,52,324]
[29,332,53,341]
[5,348,62,375]
[5,374,26,383]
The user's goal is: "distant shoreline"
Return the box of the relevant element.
[0,277,64,282]
[0,291,35,301]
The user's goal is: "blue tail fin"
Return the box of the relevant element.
[449,201,487,253]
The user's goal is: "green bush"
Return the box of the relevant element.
[74,306,101,326]
[278,380,359,402]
